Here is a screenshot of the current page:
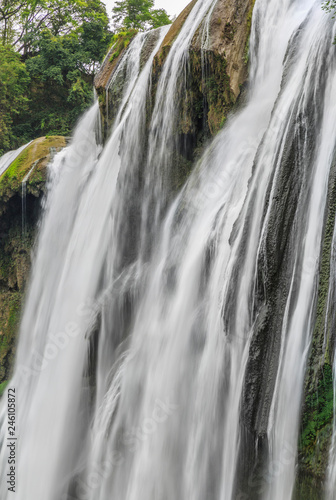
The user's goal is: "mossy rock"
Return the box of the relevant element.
[95,29,138,92]
[0,291,22,383]
[297,161,336,488]
[0,380,8,397]
[154,0,197,67]
[109,29,138,65]
[293,472,325,500]
[0,136,66,215]
[299,364,334,478]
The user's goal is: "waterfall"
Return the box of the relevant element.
[1,1,336,500]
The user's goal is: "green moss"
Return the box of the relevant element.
[247,0,257,33]
[245,0,257,65]
[0,136,65,215]
[109,29,138,64]
[311,179,336,368]
[0,137,64,383]
[293,474,324,500]
[0,226,33,384]
[0,135,65,183]
[300,365,333,452]
[0,254,11,283]
[0,292,22,383]
[0,381,8,397]
[154,0,197,65]
[6,149,29,180]
[202,54,234,135]
[297,164,336,489]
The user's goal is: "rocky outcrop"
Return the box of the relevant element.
[0,0,255,395]
[0,136,66,385]
[204,0,255,97]
[295,158,336,495]
[95,0,254,141]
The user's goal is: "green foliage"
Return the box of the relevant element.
[301,365,334,447]
[1,0,112,53]
[323,1,336,44]
[12,30,96,141]
[246,0,256,33]
[0,0,172,152]
[112,0,170,31]
[109,29,138,63]
[0,44,30,155]
[0,291,22,383]
[6,150,29,180]
[0,0,112,152]
[149,8,171,29]
[244,0,256,65]
[323,1,336,15]
[0,381,8,397]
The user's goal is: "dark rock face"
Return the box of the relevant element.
[296,159,336,491]
[227,22,335,497]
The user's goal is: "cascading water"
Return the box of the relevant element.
[262,9,336,498]
[1,2,336,500]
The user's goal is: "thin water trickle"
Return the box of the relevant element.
[21,181,26,237]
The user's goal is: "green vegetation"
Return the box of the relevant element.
[301,365,334,451]
[112,0,170,31]
[299,364,334,479]
[0,136,66,215]
[0,0,172,155]
[0,136,64,385]
[323,1,336,43]
[0,381,8,397]
[0,0,112,155]
[0,44,30,155]
[246,0,257,32]
[296,165,336,487]
[323,1,336,15]
[0,291,22,384]
[245,0,257,65]
[109,29,138,63]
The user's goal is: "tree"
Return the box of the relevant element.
[112,0,170,31]
[78,0,113,74]
[0,43,30,155]
[0,0,28,45]
[0,0,112,55]
[0,0,112,152]
[149,8,170,29]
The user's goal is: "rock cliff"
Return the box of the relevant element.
[95,0,254,140]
